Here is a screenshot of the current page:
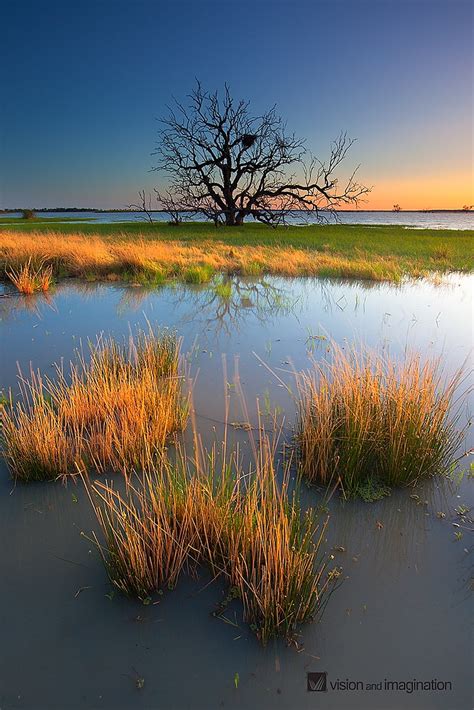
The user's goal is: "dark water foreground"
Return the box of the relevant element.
[0,274,472,710]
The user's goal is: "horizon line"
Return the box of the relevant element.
[1,207,473,214]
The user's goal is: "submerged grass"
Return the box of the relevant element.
[85,429,339,645]
[1,223,472,284]
[1,328,187,481]
[296,345,468,498]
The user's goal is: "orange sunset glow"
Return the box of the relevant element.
[355,172,474,211]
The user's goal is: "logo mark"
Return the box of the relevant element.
[307,672,327,692]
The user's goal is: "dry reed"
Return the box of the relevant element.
[6,257,53,293]
[85,431,339,645]
[1,328,187,481]
[227,437,338,642]
[296,344,467,497]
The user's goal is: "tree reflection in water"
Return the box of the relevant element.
[117,275,302,337]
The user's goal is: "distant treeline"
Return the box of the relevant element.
[0,207,139,213]
[0,207,470,214]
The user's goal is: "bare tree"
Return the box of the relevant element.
[167,185,225,226]
[392,204,402,212]
[152,82,370,227]
[154,188,184,226]
[129,189,155,223]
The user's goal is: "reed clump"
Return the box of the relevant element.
[1,328,187,481]
[227,439,337,643]
[296,345,467,498]
[85,434,339,645]
[6,258,53,294]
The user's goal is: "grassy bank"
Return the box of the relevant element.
[0,221,472,284]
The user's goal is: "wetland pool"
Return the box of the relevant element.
[0,273,472,710]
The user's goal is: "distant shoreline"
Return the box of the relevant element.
[0,208,472,214]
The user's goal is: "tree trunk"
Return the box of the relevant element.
[228,209,246,227]
[225,207,241,226]
[223,202,246,226]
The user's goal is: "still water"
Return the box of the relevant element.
[0,274,472,709]
[2,210,474,230]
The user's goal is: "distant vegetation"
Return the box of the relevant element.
[0,207,135,213]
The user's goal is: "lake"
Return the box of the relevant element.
[0,273,472,709]
[2,210,474,230]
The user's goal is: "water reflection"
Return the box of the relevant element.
[172,276,302,335]
[0,290,57,322]
[0,273,473,710]
[3,272,467,344]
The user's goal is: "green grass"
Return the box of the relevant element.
[1,219,472,280]
[0,216,94,224]
[182,264,215,284]
[1,219,472,270]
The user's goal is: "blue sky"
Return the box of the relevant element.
[1,0,472,209]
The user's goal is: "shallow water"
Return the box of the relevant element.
[0,274,472,709]
[2,209,474,229]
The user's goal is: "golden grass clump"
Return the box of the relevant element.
[1,328,187,481]
[88,466,195,596]
[6,258,53,293]
[1,370,75,480]
[227,439,337,643]
[85,434,339,645]
[296,345,467,498]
